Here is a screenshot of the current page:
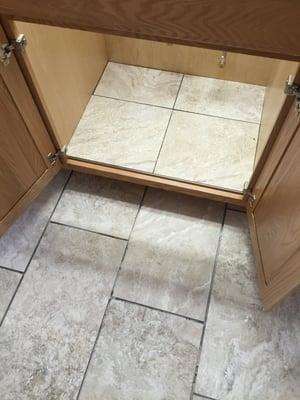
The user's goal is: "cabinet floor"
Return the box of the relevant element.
[0,171,299,399]
[67,62,265,192]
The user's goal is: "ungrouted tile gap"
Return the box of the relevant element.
[113,296,205,324]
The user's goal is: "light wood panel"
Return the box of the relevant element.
[248,98,300,309]
[9,21,108,148]
[0,76,45,219]
[105,35,276,86]
[65,158,245,206]
[0,24,60,236]
[254,60,299,165]
[254,125,300,284]
[1,1,300,60]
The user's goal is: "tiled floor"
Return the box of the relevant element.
[67,62,265,191]
[0,171,299,399]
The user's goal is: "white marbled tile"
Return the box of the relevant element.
[0,171,69,272]
[79,299,202,400]
[155,111,259,191]
[195,211,300,400]
[175,74,265,123]
[95,62,183,108]
[52,173,144,239]
[114,188,224,320]
[67,96,171,172]
[0,269,20,322]
[0,223,126,399]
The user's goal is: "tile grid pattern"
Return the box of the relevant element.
[1,172,298,399]
[0,172,72,328]
[0,177,220,399]
[68,62,264,191]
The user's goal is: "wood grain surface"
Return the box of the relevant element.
[0,0,300,60]
[106,35,276,86]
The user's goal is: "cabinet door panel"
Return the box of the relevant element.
[0,25,60,235]
[248,99,300,309]
[0,76,45,219]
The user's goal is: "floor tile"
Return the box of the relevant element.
[94,62,183,108]
[67,96,171,172]
[52,173,144,239]
[195,211,300,400]
[0,171,69,272]
[155,111,259,191]
[175,75,265,123]
[0,223,126,399]
[79,299,202,400]
[114,189,224,320]
[0,269,20,322]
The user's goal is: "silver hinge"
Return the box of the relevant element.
[243,182,256,208]
[0,34,27,66]
[284,75,300,116]
[47,146,67,166]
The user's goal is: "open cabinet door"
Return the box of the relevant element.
[0,25,60,236]
[248,95,300,310]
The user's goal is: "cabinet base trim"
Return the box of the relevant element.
[64,158,245,206]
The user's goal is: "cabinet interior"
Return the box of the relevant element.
[10,21,299,194]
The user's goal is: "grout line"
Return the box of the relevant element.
[0,171,73,329]
[173,107,261,125]
[92,93,260,126]
[113,296,204,324]
[189,204,227,400]
[76,186,148,399]
[152,74,185,173]
[110,186,148,296]
[0,265,23,274]
[50,221,128,242]
[92,93,173,110]
[75,296,113,399]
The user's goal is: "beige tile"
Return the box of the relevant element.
[67,96,171,172]
[0,171,69,272]
[95,62,182,107]
[155,111,259,191]
[195,211,300,400]
[52,173,144,239]
[175,75,265,123]
[0,223,126,399]
[114,188,224,320]
[79,299,202,400]
[0,269,20,322]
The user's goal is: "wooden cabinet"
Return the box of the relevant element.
[0,5,299,310]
